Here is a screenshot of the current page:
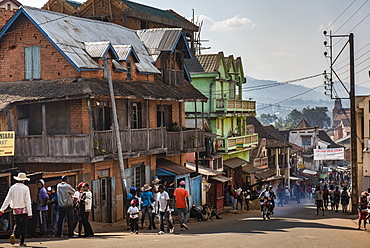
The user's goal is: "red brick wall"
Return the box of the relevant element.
[0,8,17,30]
[70,99,90,134]
[148,100,182,128]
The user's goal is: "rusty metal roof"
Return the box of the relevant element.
[196,52,224,73]
[157,158,194,175]
[137,28,191,61]
[223,157,248,169]
[1,6,160,74]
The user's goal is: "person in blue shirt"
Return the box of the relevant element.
[140,184,155,229]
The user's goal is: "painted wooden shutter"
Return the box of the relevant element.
[145,164,151,184]
[92,179,101,222]
[24,47,33,80]
[110,177,117,222]
[125,167,133,190]
[24,46,40,79]
[32,46,41,79]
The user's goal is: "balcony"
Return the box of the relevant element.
[253,157,268,170]
[10,128,206,163]
[215,133,258,154]
[214,99,256,115]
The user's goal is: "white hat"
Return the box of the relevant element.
[14,172,30,181]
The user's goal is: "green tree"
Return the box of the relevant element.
[258,113,278,125]
[284,109,303,129]
[302,106,331,129]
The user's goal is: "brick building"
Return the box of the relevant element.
[42,0,199,53]
[0,0,21,28]
[0,6,206,223]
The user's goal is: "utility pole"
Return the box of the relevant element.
[323,32,358,213]
[103,56,128,217]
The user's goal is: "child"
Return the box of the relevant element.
[127,199,139,234]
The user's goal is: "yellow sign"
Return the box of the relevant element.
[236,142,243,150]
[297,164,304,169]
[0,131,15,156]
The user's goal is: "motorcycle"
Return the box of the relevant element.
[261,199,273,220]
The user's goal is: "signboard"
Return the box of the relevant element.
[0,131,15,156]
[236,142,243,150]
[297,164,304,169]
[314,148,344,160]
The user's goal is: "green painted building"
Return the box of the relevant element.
[185,52,258,186]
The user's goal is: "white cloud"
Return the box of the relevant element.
[191,14,255,32]
[318,22,338,33]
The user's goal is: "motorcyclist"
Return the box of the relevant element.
[259,186,276,215]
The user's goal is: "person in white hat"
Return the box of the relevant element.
[0,172,32,246]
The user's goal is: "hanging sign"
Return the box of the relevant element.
[0,131,15,156]
[314,148,344,160]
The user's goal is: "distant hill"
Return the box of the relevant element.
[243,77,370,119]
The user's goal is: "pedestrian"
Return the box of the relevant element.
[72,182,84,237]
[276,185,283,207]
[244,189,251,211]
[357,191,369,230]
[127,199,139,234]
[341,187,350,213]
[79,183,94,237]
[322,185,329,210]
[48,185,60,236]
[152,178,161,223]
[173,180,190,230]
[314,185,325,216]
[284,186,290,204]
[0,172,32,246]
[333,186,341,212]
[329,185,335,210]
[56,175,76,238]
[35,179,49,237]
[307,185,312,199]
[140,184,156,229]
[236,184,243,210]
[157,184,174,235]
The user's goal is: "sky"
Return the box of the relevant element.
[19,0,370,93]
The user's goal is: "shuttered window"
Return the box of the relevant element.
[25,46,41,80]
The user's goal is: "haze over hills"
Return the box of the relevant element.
[243,76,370,119]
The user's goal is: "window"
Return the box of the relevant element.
[302,136,311,146]
[131,102,142,129]
[17,105,29,136]
[7,4,11,10]
[157,105,172,128]
[94,101,112,131]
[229,82,236,99]
[126,61,132,80]
[25,46,41,80]
[132,163,144,189]
[140,21,147,29]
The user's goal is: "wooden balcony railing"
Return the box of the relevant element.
[167,130,205,152]
[215,133,258,153]
[214,99,256,113]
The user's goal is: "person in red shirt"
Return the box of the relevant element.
[173,181,189,230]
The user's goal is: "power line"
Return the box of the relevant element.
[257,84,323,111]
[325,0,357,31]
[334,0,369,34]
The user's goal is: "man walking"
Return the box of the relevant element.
[0,172,32,246]
[173,180,190,230]
[80,183,94,237]
[56,175,75,238]
[36,179,49,237]
[157,184,174,234]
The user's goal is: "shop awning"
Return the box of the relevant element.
[185,162,223,176]
[210,175,233,183]
[290,176,300,180]
[157,158,194,175]
[301,169,318,176]
[255,169,276,180]
[242,164,260,174]
[223,157,248,169]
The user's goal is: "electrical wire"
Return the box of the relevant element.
[325,0,357,31]
[334,0,369,34]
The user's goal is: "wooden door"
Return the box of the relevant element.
[109,177,117,222]
[92,179,101,222]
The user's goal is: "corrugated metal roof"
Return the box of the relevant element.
[157,158,193,175]
[223,157,248,169]
[113,45,136,61]
[120,0,182,22]
[84,41,112,58]
[4,6,160,74]
[196,53,222,73]
[137,28,183,60]
[184,58,205,73]
[112,60,127,71]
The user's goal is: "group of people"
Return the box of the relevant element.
[224,184,254,212]
[0,173,94,246]
[313,183,351,216]
[126,178,190,235]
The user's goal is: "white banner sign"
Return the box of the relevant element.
[314,148,344,160]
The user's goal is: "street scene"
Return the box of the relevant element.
[0,0,369,247]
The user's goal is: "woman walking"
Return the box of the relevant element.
[314,185,325,216]
[341,187,350,213]
[357,191,369,230]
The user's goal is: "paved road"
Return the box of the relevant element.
[1,199,369,248]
